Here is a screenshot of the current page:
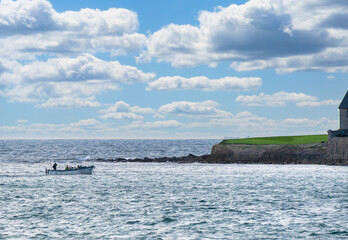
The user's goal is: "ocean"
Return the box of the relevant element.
[0,139,347,239]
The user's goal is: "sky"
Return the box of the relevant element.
[0,0,347,139]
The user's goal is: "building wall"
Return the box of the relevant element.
[327,137,348,164]
[340,108,348,129]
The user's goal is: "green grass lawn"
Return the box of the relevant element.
[221,134,327,145]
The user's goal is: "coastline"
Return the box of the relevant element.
[94,154,211,164]
[94,141,348,165]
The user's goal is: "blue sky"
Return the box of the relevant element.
[0,0,347,139]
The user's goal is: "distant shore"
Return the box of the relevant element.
[93,143,347,165]
[94,154,211,164]
[93,137,348,165]
[209,142,347,165]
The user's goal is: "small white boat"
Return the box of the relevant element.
[46,166,95,175]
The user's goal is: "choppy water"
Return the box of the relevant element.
[0,139,220,163]
[0,140,347,239]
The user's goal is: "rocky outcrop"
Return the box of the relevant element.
[326,137,348,164]
[94,138,348,165]
[209,141,348,165]
[95,154,211,164]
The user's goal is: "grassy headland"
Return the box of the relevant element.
[221,134,327,145]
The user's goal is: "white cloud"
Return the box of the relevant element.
[35,96,101,108]
[146,76,262,91]
[1,54,155,104]
[2,54,154,84]
[69,119,104,129]
[184,111,337,137]
[140,0,348,72]
[0,112,338,139]
[0,0,155,109]
[0,118,109,138]
[137,23,206,67]
[100,112,144,120]
[0,0,146,58]
[236,91,339,107]
[296,99,341,107]
[118,120,182,130]
[99,101,155,120]
[58,8,139,36]
[131,106,156,114]
[283,117,336,127]
[5,80,118,103]
[17,119,28,123]
[187,111,276,129]
[158,100,232,118]
[0,0,56,34]
[230,47,348,73]
[0,58,21,87]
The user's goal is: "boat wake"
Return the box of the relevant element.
[78,155,91,161]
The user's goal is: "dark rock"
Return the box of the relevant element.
[93,140,347,165]
[209,141,347,165]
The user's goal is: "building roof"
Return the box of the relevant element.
[339,90,348,109]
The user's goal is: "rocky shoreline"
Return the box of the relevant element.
[209,142,341,165]
[95,153,211,164]
[94,140,348,165]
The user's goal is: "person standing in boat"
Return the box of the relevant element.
[52,162,57,170]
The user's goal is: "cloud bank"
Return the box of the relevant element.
[139,0,348,72]
[0,54,155,106]
[158,100,232,118]
[147,76,262,91]
[236,92,340,107]
[0,0,146,58]
[99,101,155,120]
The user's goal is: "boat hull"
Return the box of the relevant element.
[46,166,95,175]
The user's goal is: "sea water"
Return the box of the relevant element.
[0,140,347,239]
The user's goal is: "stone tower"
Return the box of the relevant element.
[339,90,348,130]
